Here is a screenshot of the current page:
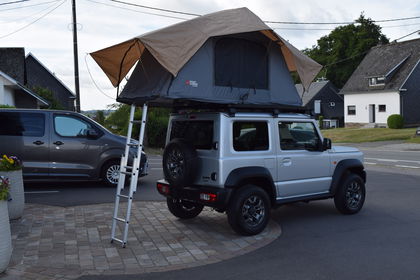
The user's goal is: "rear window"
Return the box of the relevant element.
[170,121,213,150]
[0,112,45,137]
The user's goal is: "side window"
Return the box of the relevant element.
[233,121,268,151]
[0,112,45,136]
[279,122,320,151]
[54,115,93,137]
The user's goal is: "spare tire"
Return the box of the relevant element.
[163,138,198,187]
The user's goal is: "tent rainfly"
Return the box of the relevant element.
[91,7,322,107]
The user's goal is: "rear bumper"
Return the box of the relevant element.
[156,179,232,209]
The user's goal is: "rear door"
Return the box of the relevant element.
[276,120,331,199]
[0,111,50,178]
[49,113,103,179]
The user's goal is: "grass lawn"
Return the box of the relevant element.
[321,127,419,143]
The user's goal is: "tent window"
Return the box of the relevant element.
[215,38,268,89]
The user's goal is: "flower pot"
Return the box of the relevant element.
[0,200,12,273]
[0,170,24,220]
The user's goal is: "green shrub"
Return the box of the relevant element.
[387,114,404,129]
[0,104,15,108]
[146,115,168,148]
[318,115,324,129]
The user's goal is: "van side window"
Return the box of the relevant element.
[233,121,269,151]
[279,122,320,150]
[54,115,93,137]
[0,112,45,136]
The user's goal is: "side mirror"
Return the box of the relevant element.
[86,129,99,139]
[322,138,332,151]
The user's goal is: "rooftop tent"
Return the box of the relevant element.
[90,7,322,107]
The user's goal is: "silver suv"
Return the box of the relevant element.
[157,111,366,235]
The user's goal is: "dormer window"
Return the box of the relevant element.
[369,76,385,87]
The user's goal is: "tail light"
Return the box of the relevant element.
[157,182,170,195]
[200,193,217,202]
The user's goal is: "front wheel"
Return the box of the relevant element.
[334,173,366,214]
[227,185,271,236]
[167,198,204,219]
[101,160,121,187]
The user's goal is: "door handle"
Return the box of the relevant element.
[282,158,292,166]
[33,140,44,145]
[53,141,64,146]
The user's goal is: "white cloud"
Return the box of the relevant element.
[1,0,419,110]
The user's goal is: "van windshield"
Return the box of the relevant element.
[170,121,213,150]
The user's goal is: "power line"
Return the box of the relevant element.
[0,0,29,6]
[0,0,62,24]
[0,0,66,39]
[85,0,188,20]
[0,0,61,12]
[110,0,200,16]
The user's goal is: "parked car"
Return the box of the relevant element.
[0,109,148,186]
[157,111,366,235]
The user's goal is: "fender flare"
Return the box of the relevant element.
[330,159,366,195]
[225,166,277,204]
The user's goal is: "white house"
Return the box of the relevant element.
[341,38,420,127]
[0,70,48,108]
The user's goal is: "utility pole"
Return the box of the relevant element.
[72,0,81,112]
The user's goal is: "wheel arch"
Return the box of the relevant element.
[225,166,276,206]
[330,159,366,195]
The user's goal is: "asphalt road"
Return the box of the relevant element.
[23,150,420,280]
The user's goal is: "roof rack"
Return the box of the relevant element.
[169,100,309,116]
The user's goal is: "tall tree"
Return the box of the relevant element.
[304,14,389,88]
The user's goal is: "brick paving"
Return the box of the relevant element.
[1,202,281,279]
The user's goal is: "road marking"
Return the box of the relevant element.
[365,162,377,165]
[25,191,60,194]
[365,157,420,164]
[395,165,420,169]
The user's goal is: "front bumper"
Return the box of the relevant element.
[156,179,232,209]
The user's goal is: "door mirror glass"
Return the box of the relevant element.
[323,138,332,151]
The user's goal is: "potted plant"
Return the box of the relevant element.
[0,155,24,219]
[0,176,12,273]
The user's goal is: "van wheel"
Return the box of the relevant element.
[334,173,366,214]
[227,185,271,236]
[167,198,204,219]
[101,160,121,187]
[163,138,198,187]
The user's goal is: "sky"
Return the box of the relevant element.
[1,0,420,110]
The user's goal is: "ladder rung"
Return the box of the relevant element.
[123,166,133,170]
[120,171,133,175]
[114,217,128,223]
[130,120,143,124]
[127,143,138,147]
[117,194,131,199]
[111,237,124,244]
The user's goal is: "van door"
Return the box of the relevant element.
[0,111,50,178]
[49,113,103,179]
[276,120,331,199]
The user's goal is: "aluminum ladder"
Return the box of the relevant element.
[111,103,148,247]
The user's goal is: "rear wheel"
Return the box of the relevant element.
[101,160,120,187]
[334,173,366,214]
[167,198,204,219]
[227,185,271,236]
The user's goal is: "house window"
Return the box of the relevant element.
[378,105,386,112]
[369,76,385,87]
[347,105,356,115]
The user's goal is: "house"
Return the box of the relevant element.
[341,38,420,127]
[26,53,75,110]
[0,48,49,108]
[295,80,344,128]
[0,48,75,110]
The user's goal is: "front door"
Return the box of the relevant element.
[49,113,102,179]
[276,121,332,199]
[0,111,50,178]
[369,104,376,123]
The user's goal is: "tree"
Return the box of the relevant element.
[32,86,65,110]
[95,110,105,125]
[304,14,389,88]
